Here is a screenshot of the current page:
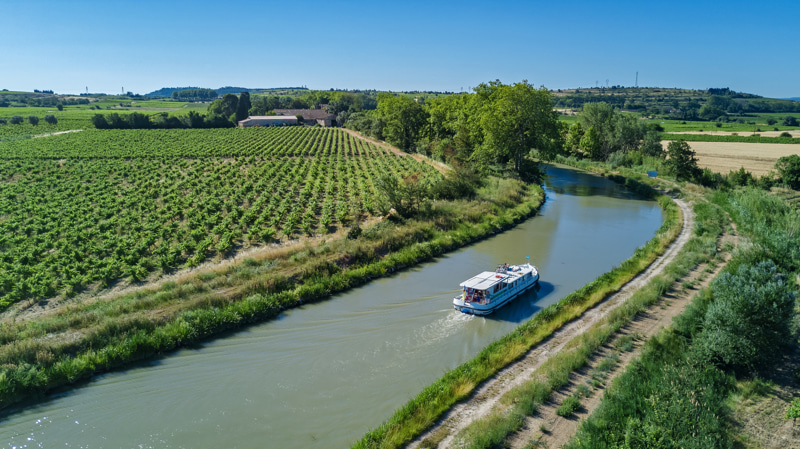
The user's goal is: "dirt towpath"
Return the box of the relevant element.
[409,195,701,448]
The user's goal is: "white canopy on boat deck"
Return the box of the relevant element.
[459,271,510,291]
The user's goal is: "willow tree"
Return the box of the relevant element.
[473,80,561,181]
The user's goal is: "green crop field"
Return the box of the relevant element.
[0,127,441,309]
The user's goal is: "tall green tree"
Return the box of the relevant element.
[236,92,251,122]
[376,93,428,151]
[473,80,561,181]
[207,93,239,123]
[666,140,700,181]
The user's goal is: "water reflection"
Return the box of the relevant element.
[544,165,641,200]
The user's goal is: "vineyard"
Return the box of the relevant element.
[0,127,442,309]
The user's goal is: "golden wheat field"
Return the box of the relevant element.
[661,141,800,176]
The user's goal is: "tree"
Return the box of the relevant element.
[579,126,603,160]
[376,93,428,151]
[783,116,799,127]
[27,115,39,126]
[44,114,57,125]
[56,103,63,111]
[579,102,615,158]
[473,80,561,181]
[695,261,795,370]
[666,140,700,180]
[91,114,109,129]
[641,130,664,157]
[10,115,23,125]
[767,118,777,126]
[207,93,239,123]
[698,104,726,121]
[564,122,584,155]
[236,92,251,122]
[183,110,205,128]
[775,154,800,190]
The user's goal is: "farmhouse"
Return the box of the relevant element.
[273,109,336,127]
[238,116,298,128]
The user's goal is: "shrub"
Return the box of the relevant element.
[780,131,792,138]
[776,154,800,190]
[28,115,39,126]
[44,114,57,125]
[556,396,581,417]
[10,115,23,125]
[694,260,795,371]
[347,223,363,240]
[767,118,777,126]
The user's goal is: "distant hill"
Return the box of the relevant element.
[784,97,800,101]
[146,86,308,97]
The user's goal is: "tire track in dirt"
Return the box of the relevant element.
[409,196,694,448]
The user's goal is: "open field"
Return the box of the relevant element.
[661,140,800,176]
[0,127,441,309]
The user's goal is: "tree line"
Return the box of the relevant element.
[171,88,217,101]
[343,80,562,182]
[91,92,254,129]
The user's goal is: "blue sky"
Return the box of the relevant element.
[2,0,798,98]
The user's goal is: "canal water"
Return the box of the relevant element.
[2,165,664,449]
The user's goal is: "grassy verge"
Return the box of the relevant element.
[0,178,542,409]
[453,199,726,449]
[352,174,682,449]
[661,133,800,144]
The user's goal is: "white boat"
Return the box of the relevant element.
[453,262,539,315]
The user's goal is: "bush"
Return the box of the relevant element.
[10,115,23,125]
[44,114,57,125]
[780,131,793,138]
[430,163,482,200]
[608,150,628,168]
[767,118,777,126]
[556,396,581,417]
[776,154,800,190]
[28,115,39,126]
[0,118,6,125]
[694,260,795,371]
[347,223,362,240]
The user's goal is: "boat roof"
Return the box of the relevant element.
[460,271,509,290]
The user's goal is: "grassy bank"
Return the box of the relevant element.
[0,178,542,410]
[352,173,682,449]
[454,199,726,448]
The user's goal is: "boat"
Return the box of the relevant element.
[453,261,539,315]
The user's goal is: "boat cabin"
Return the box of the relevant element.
[460,271,510,304]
